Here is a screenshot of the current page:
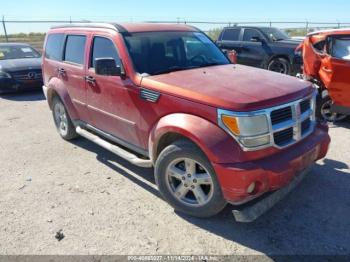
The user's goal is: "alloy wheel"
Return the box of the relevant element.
[54,102,69,136]
[165,157,214,207]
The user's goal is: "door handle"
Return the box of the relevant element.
[84,76,96,84]
[57,68,66,75]
[322,67,333,73]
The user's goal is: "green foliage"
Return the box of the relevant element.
[0,33,46,51]
[206,27,223,41]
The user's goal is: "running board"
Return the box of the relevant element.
[76,126,153,168]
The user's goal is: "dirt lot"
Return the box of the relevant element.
[0,91,349,256]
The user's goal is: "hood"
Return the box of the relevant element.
[140,64,313,111]
[273,38,302,48]
[0,58,42,72]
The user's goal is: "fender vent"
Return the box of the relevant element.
[140,89,160,103]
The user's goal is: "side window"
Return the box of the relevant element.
[330,37,350,60]
[243,29,262,42]
[90,36,120,68]
[221,29,240,41]
[313,40,326,53]
[45,33,65,61]
[64,35,86,65]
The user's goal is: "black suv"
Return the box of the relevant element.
[216,27,302,75]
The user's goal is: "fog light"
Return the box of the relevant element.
[247,182,256,194]
[240,135,270,148]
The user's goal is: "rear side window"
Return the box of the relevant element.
[243,29,263,42]
[45,33,65,61]
[64,35,86,65]
[221,29,240,41]
[90,37,120,68]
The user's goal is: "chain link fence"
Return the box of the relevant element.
[1,16,350,51]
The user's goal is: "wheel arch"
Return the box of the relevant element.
[149,113,241,165]
[46,77,79,120]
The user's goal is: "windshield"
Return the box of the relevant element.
[260,28,290,42]
[0,45,41,60]
[124,31,230,75]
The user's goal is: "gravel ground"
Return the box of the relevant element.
[0,91,349,256]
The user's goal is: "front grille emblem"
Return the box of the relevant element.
[27,72,36,79]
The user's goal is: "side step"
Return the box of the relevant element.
[76,126,153,168]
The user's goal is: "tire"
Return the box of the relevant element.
[267,57,291,75]
[155,139,226,218]
[52,96,78,140]
[316,94,347,122]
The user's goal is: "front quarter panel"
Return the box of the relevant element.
[150,113,242,164]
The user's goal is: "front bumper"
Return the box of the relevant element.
[213,123,330,208]
[232,166,312,222]
[0,78,43,93]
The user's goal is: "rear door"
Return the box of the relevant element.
[319,35,350,107]
[61,33,90,121]
[217,28,242,60]
[85,34,141,147]
[240,28,266,67]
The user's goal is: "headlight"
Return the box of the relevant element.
[218,109,270,149]
[0,71,11,79]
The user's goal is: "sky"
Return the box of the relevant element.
[1,0,350,34]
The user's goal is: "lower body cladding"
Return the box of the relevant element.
[213,123,330,222]
[0,78,43,94]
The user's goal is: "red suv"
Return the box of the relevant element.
[42,23,330,222]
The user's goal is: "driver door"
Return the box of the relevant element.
[319,36,350,107]
[86,35,141,147]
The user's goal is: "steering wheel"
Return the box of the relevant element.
[190,54,207,65]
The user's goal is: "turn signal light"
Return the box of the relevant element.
[221,115,240,135]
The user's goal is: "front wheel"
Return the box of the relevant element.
[267,57,290,75]
[316,95,347,122]
[155,140,226,218]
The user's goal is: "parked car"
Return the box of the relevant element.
[298,28,350,122]
[42,23,330,222]
[0,43,42,94]
[216,26,303,75]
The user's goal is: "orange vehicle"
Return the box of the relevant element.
[299,28,350,122]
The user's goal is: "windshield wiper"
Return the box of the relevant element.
[198,62,223,67]
[152,65,198,75]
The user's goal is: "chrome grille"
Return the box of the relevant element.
[270,95,316,148]
[271,107,292,125]
[273,127,294,146]
[300,99,311,114]
[11,70,42,81]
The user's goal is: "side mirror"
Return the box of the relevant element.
[227,50,237,64]
[251,36,262,42]
[95,58,123,76]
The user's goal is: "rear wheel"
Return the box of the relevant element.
[155,140,226,218]
[267,57,290,75]
[52,96,78,140]
[316,95,347,122]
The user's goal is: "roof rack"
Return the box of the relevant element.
[50,23,128,34]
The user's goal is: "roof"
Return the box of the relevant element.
[51,22,199,34]
[308,28,350,36]
[223,26,276,30]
